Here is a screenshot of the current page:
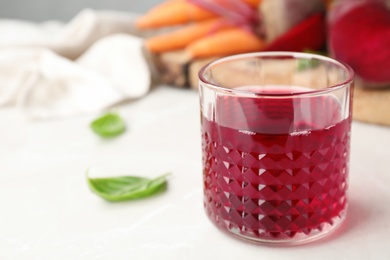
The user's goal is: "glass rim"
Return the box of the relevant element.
[198,51,355,97]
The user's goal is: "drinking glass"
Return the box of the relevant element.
[198,52,354,245]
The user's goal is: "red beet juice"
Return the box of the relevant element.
[201,86,350,242]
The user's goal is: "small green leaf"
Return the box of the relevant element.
[90,112,126,138]
[87,172,170,202]
[297,58,320,71]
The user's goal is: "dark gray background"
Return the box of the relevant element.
[0,0,164,22]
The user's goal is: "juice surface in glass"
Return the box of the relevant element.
[202,85,350,242]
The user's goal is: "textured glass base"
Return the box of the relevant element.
[208,208,347,246]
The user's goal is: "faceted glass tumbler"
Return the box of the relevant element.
[198,52,354,245]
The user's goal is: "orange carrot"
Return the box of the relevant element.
[136,0,263,29]
[136,0,215,29]
[242,0,263,8]
[211,0,262,9]
[145,18,236,53]
[186,28,265,58]
[244,0,263,9]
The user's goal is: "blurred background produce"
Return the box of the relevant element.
[136,0,390,89]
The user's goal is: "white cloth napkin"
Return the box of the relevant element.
[0,9,151,119]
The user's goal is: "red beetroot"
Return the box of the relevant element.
[260,0,325,42]
[328,0,390,86]
[263,13,326,52]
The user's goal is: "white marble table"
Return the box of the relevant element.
[1,86,390,259]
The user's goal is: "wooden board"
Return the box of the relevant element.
[353,83,390,126]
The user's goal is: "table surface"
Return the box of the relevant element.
[0,0,163,22]
[1,86,390,260]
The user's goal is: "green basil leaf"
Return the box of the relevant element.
[87,172,170,202]
[297,58,320,71]
[90,112,126,138]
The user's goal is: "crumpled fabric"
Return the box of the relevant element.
[0,9,151,119]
